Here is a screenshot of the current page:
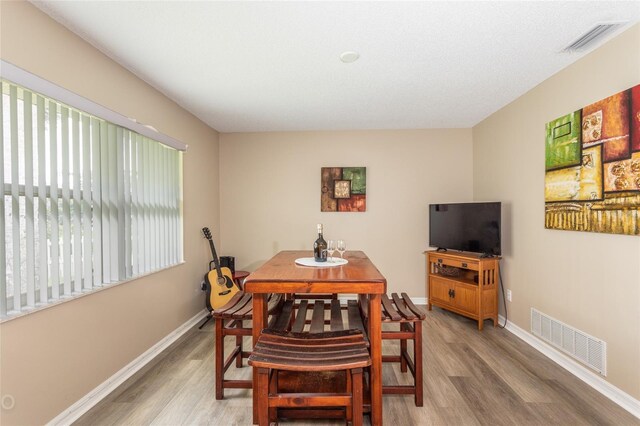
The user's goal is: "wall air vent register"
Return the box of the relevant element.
[531,308,606,375]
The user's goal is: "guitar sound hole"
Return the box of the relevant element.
[218,276,234,289]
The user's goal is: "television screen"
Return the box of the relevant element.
[429,202,501,256]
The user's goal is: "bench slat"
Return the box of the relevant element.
[212,291,245,315]
[291,300,309,332]
[309,302,326,333]
[381,294,402,321]
[270,300,294,331]
[230,294,256,318]
[222,293,253,318]
[401,292,426,319]
[391,293,416,320]
[330,299,344,331]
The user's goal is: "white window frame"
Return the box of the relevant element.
[1,61,186,321]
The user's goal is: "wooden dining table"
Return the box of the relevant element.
[244,250,387,426]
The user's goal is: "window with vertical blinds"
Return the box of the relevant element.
[1,79,184,319]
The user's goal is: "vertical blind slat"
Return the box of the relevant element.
[168,151,178,263]
[153,142,159,270]
[166,148,171,265]
[175,151,181,262]
[173,150,179,263]
[161,147,167,267]
[157,146,162,268]
[123,130,131,278]
[100,121,110,284]
[116,127,125,279]
[148,140,154,271]
[172,150,177,263]
[168,149,174,264]
[156,143,162,269]
[108,124,118,282]
[138,136,149,273]
[130,134,139,276]
[61,106,72,296]
[36,95,48,304]
[0,83,7,316]
[143,138,151,272]
[82,114,92,290]
[49,101,60,300]
[24,91,35,307]
[178,152,184,261]
[91,117,102,288]
[10,85,21,312]
[72,111,82,293]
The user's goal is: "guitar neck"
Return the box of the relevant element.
[208,239,223,276]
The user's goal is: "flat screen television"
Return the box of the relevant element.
[429,202,501,256]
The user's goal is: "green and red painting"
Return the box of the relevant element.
[321,167,366,212]
[544,84,640,235]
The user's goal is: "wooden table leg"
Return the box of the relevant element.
[252,293,266,425]
[368,293,382,425]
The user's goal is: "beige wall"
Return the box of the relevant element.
[219,129,473,297]
[1,1,637,422]
[473,25,640,399]
[0,2,220,424]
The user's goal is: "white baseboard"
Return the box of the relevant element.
[47,309,207,425]
[410,297,427,305]
[499,315,640,419]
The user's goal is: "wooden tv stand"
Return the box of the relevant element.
[425,250,499,331]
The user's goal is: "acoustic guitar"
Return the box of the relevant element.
[202,227,238,310]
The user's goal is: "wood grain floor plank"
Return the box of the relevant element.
[75,307,638,426]
[465,329,557,404]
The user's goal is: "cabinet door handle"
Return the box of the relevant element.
[437,259,443,263]
[462,263,467,268]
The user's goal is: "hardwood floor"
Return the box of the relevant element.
[76,307,639,425]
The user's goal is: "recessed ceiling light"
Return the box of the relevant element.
[340,51,359,63]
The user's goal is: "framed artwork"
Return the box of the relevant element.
[321,167,366,212]
[544,84,640,235]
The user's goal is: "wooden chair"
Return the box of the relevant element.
[212,292,283,399]
[248,329,371,426]
[361,292,425,406]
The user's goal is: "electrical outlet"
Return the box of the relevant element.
[506,289,512,302]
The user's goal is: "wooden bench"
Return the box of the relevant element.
[269,297,368,342]
[359,292,425,405]
[363,292,426,406]
[248,329,371,426]
[212,292,283,399]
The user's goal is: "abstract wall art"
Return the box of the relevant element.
[544,84,640,235]
[321,167,366,212]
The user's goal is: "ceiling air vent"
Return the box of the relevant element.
[562,22,627,52]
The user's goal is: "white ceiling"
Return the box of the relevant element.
[32,1,640,133]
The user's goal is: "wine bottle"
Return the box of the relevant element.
[313,223,328,262]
